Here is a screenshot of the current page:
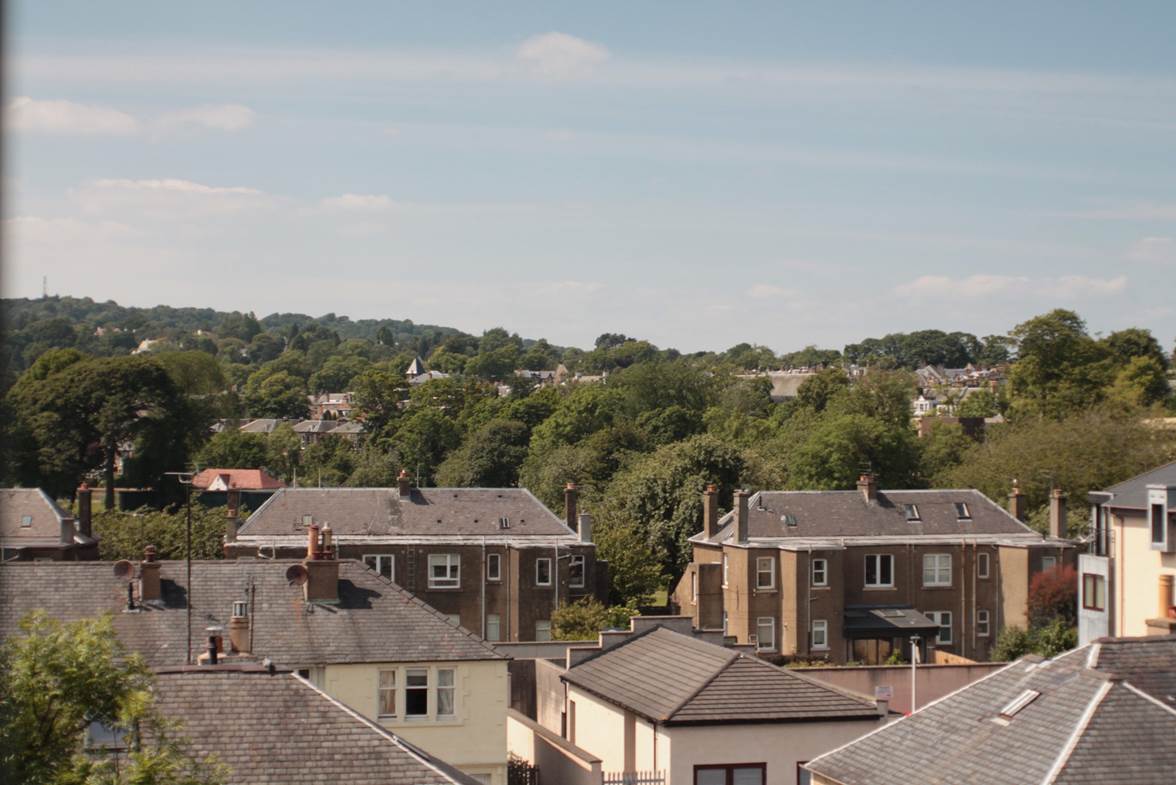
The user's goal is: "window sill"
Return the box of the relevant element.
[756,649,778,654]
[754,587,777,594]
[863,585,896,591]
[811,585,830,590]
[426,585,462,591]
[811,646,830,652]
[921,585,953,590]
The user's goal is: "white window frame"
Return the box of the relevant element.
[427,553,461,589]
[20,515,33,528]
[977,551,990,579]
[363,554,395,581]
[486,614,501,642]
[405,668,429,718]
[569,554,585,588]
[864,554,894,588]
[976,609,990,638]
[721,553,729,587]
[811,558,828,587]
[377,669,397,718]
[535,557,552,587]
[922,553,952,587]
[811,619,829,650]
[486,552,501,582]
[534,620,551,641]
[927,611,952,645]
[436,668,456,718]
[756,617,776,652]
[756,557,775,590]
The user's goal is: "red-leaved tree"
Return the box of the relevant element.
[1028,564,1077,627]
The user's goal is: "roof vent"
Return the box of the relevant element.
[999,689,1040,719]
[499,516,510,530]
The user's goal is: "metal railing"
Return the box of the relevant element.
[603,771,666,785]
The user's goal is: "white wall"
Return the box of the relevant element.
[567,685,631,774]
[664,719,884,785]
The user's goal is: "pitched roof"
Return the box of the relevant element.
[1097,461,1176,510]
[152,667,478,785]
[191,468,285,491]
[292,419,339,434]
[697,488,1046,547]
[562,626,879,726]
[238,418,289,433]
[0,488,90,548]
[805,637,1176,785]
[0,559,503,669]
[238,487,577,540]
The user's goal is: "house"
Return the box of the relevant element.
[672,477,1075,664]
[225,476,608,642]
[1080,461,1176,644]
[238,418,293,434]
[191,467,285,492]
[0,486,98,561]
[148,665,482,785]
[308,391,355,420]
[0,547,511,784]
[292,418,340,445]
[560,624,889,785]
[803,634,1176,785]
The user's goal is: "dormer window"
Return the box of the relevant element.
[903,504,921,521]
[999,689,1040,719]
[954,502,971,520]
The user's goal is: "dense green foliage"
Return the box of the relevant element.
[3,297,1174,606]
[551,598,639,640]
[92,507,229,561]
[0,612,224,785]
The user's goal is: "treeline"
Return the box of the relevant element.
[2,299,1174,607]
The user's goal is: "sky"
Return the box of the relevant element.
[5,1,1175,353]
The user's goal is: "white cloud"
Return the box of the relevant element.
[319,193,395,211]
[894,273,1125,300]
[1072,203,1176,221]
[746,283,798,299]
[70,178,271,217]
[5,96,138,135]
[153,104,257,133]
[1127,236,1176,264]
[515,32,610,79]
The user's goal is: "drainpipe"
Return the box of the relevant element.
[960,540,966,660]
[481,537,487,640]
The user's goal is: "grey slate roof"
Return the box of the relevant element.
[152,667,478,785]
[0,487,92,549]
[238,487,576,539]
[562,626,880,726]
[805,636,1176,785]
[0,559,503,669]
[1097,461,1176,510]
[699,488,1043,545]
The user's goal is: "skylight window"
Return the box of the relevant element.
[955,502,971,520]
[781,513,798,527]
[999,689,1040,719]
[903,504,921,521]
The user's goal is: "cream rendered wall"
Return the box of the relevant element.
[567,685,631,773]
[634,717,657,771]
[1116,513,1176,637]
[663,719,884,785]
[998,546,1029,631]
[324,660,508,785]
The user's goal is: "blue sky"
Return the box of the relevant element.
[6,2,1175,352]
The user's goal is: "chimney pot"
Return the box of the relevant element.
[703,485,720,540]
[564,482,579,531]
[321,524,334,558]
[307,522,320,560]
[229,602,251,654]
[735,490,749,544]
[857,474,877,503]
[1049,487,1068,540]
[397,469,412,497]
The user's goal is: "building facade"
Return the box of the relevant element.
[1079,461,1176,644]
[225,476,608,642]
[673,477,1075,664]
[0,486,98,561]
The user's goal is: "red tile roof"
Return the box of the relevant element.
[191,468,285,491]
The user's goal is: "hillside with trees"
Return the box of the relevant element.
[2,297,1174,606]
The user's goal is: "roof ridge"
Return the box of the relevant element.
[1041,678,1113,785]
[562,623,666,672]
[665,647,741,721]
[1103,459,1176,495]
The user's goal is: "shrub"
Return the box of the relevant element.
[1028,564,1077,626]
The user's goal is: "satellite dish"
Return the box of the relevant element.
[112,560,134,579]
[285,564,308,586]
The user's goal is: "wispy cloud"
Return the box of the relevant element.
[153,104,257,134]
[746,283,798,300]
[70,178,272,217]
[319,193,395,212]
[1127,236,1176,265]
[894,274,1126,300]
[1068,202,1176,221]
[515,32,610,80]
[6,96,137,135]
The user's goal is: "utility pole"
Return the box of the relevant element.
[909,634,921,713]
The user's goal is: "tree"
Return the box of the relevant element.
[195,430,269,469]
[1101,327,1169,369]
[0,611,224,785]
[1007,309,1112,418]
[392,408,462,486]
[351,368,408,435]
[434,419,530,487]
[788,414,919,490]
[954,388,999,418]
[917,420,974,481]
[1028,564,1077,627]
[592,514,664,606]
[1107,356,1170,408]
[551,598,637,640]
[93,507,227,561]
[242,370,308,420]
[990,625,1033,661]
[795,368,849,413]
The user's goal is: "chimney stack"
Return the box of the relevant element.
[304,523,340,603]
[1049,487,1068,540]
[1159,575,1173,618]
[76,483,93,538]
[139,545,162,602]
[1008,480,1026,522]
[703,484,719,540]
[397,469,412,498]
[578,513,594,544]
[734,490,749,544]
[228,600,251,654]
[565,482,579,531]
[857,474,877,504]
[225,489,241,542]
[306,522,320,560]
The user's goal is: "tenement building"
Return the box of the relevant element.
[673,476,1075,663]
[224,474,607,642]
